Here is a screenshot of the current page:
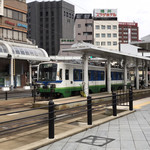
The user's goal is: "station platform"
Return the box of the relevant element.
[33,88,150,110]
[0,97,150,150]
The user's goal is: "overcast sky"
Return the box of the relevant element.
[26,0,150,39]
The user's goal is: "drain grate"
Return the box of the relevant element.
[76,135,115,147]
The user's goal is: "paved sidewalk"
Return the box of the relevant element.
[38,97,150,150]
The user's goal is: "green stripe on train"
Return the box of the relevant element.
[39,83,130,97]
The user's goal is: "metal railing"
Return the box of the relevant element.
[0,88,133,139]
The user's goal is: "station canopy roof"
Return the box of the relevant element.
[131,35,150,51]
[62,42,150,64]
[0,40,49,62]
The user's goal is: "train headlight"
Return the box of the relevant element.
[47,85,51,88]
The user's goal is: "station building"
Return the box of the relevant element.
[0,0,49,88]
[93,9,119,51]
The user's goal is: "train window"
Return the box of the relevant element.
[65,69,69,80]
[94,71,99,80]
[118,72,121,80]
[74,70,80,80]
[59,69,62,80]
[81,70,83,80]
[112,72,117,80]
[101,71,104,80]
[88,71,91,80]
[118,72,123,80]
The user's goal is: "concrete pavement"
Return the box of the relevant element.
[38,97,150,150]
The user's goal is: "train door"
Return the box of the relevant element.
[64,65,71,96]
[105,67,108,91]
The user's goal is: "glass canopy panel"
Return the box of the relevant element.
[11,46,46,57]
[0,43,8,53]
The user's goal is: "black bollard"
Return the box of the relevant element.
[87,96,92,125]
[48,99,54,139]
[5,91,7,100]
[112,92,117,116]
[129,86,133,111]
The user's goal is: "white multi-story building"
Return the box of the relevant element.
[93,9,119,51]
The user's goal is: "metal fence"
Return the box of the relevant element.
[0,89,133,139]
[0,89,32,100]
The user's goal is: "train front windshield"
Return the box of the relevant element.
[38,63,57,81]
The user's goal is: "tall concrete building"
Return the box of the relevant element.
[74,14,93,44]
[119,22,139,43]
[93,9,119,51]
[0,0,27,42]
[27,0,74,55]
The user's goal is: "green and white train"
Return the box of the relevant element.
[36,61,131,98]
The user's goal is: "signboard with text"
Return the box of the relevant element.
[0,0,4,16]
[119,22,138,27]
[93,9,117,18]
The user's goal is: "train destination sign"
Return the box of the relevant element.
[93,9,117,18]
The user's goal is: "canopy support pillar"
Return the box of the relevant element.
[107,59,111,93]
[29,63,32,87]
[83,54,89,97]
[124,60,127,91]
[136,59,139,90]
[145,61,148,87]
[10,56,14,90]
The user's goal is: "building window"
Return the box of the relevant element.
[46,11,48,16]
[13,11,19,20]
[132,36,137,39]
[107,41,111,46]
[23,33,26,41]
[101,42,105,46]
[113,25,117,29]
[96,33,100,38]
[14,31,19,40]
[107,25,111,29]
[131,32,137,35]
[19,12,23,21]
[113,41,117,45]
[131,28,137,31]
[40,12,43,16]
[124,32,128,35]
[101,25,105,29]
[113,33,117,38]
[107,33,111,38]
[8,9,12,18]
[78,33,81,35]
[4,8,26,22]
[83,32,92,36]
[78,24,81,28]
[101,33,105,37]
[95,25,100,29]
[8,30,13,39]
[96,41,100,46]
[85,23,92,27]
[3,29,7,38]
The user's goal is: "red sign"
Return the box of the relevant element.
[5,20,15,26]
[96,13,117,17]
